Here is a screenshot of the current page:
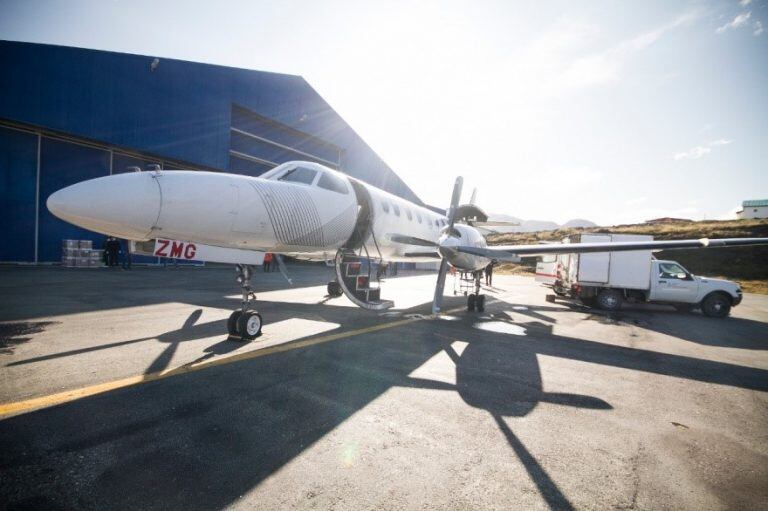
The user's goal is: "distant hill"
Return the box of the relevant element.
[486,214,593,233]
[562,218,598,228]
[487,218,768,294]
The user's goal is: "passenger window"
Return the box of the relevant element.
[393,204,401,217]
[279,167,316,185]
[382,201,390,213]
[317,171,349,194]
[406,208,413,221]
[659,263,687,279]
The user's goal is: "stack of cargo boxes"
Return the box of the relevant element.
[61,240,103,267]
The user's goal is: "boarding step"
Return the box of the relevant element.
[334,251,393,311]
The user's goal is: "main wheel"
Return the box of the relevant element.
[596,289,623,311]
[227,310,242,335]
[701,293,731,318]
[327,281,343,297]
[467,293,476,312]
[236,311,263,340]
[476,294,486,312]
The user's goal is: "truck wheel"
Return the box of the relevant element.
[701,293,731,318]
[596,289,622,311]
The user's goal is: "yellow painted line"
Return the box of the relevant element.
[0,310,462,418]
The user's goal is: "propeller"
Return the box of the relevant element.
[390,177,463,314]
[432,176,463,314]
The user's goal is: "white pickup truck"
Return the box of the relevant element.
[535,234,743,317]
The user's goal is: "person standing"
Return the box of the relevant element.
[105,237,120,267]
[485,261,494,286]
[263,252,273,272]
[121,239,132,270]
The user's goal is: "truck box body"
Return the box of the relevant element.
[567,234,653,290]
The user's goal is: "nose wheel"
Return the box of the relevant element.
[229,264,264,341]
[466,271,486,312]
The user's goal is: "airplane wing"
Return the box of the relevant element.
[454,237,768,260]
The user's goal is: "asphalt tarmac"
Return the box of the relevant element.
[1,264,767,510]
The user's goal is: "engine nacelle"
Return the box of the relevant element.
[439,224,490,271]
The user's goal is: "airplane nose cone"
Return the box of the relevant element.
[47,172,161,239]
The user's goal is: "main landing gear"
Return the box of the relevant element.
[466,271,486,313]
[228,264,263,341]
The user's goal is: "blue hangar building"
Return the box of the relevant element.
[0,40,422,263]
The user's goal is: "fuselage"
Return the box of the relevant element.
[47,161,491,270]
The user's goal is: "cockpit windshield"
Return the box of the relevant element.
[278,167,317,185]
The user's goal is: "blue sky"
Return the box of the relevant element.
[1,0,766,224]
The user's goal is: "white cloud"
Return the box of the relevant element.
[740,0,752,6]
[755,20,764,36]
[539,12,698,97]
[626,197,647,206]
[674,146,711,160]
[716,12,751,33]
[673,138,732,160]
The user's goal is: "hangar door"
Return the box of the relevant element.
[0,127,38,262]
[228,105,343,176]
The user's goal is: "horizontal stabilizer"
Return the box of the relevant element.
[389,234,438,247]
[469,220,520,227]
[403,251,441,258]
[455,237,768,261]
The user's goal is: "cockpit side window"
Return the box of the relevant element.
[279,167,317,185]
[393,203,401,217]
[317,171,349,194]
[382,200,390,213]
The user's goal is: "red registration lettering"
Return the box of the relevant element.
[155,239,170,257]
[184,243,197,259]
[169,241,184,258]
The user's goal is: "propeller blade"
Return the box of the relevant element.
[274,254,293,285]
[432,258,450,315]
[389,234,438,247]
[446,176,463,229]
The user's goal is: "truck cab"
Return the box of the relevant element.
[648,260,742,317]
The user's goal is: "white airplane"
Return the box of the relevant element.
[47,161,768,340]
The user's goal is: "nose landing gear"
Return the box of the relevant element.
[228,264,263,340]
[466,271,486,312]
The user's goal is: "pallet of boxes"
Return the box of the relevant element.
[61,239,104,268]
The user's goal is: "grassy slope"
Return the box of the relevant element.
[487,219,768,294]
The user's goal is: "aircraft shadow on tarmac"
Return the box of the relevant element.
[5,309,247,375]
[2,296,768,510]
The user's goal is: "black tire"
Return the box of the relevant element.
[701,293,731,318]
[673,304,696,313]
[236,311,263,340]
[476,294,485,312]
[227,310,242,335]
[327,281,343,297]
[596,289,623,311]
[467,293,476,312]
